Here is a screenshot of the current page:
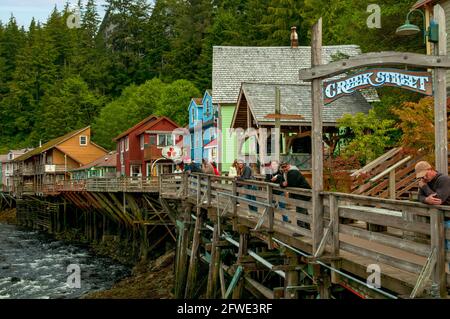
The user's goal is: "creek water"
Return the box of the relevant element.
[0,223,130,299]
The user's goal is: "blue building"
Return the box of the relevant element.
[188,91,218,163]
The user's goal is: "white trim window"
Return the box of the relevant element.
[120,139,124,153]
[125,136,129,151]
[157,134,173,147]
[80,135,88,146]
[140,135,145,150]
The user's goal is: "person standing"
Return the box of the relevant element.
[228,160,238,178]
[265,160,286,210]
[237,160,257,212]
[280,162,311,228]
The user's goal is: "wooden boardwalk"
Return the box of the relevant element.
[159,173,450,299]
[4,172,450,298]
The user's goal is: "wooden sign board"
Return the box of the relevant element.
[323,68,432,104]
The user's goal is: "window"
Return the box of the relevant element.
[80,135,87,146]
[157,134,173,147]
[120,139,124,153]
[8,153,13,160]
[149,135,156,145]
[191,108,195,122]
[140,135,145,150]
[125,136,129,151]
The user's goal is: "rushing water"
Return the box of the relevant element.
[0,223,130,299]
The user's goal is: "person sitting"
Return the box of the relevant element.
[415,160,450,205]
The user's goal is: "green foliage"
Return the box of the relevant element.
[92,78,197,149]
[155,79,200,126]
[338,109,398,165]
[0,0,434,155]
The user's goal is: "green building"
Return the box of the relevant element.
[71,151,117,179]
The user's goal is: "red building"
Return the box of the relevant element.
[113,115,181,177]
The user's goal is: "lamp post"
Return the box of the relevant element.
[396,5,448,177]
[397,5,448,299]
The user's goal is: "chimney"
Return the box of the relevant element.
[290,26,298,48]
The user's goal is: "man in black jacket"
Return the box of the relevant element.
[415,161,450,205]
[280,162,311,228]
[237,160,257,212]
[265,160,286,210]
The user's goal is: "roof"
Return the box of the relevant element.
[204,139,217,148]
[234,83,371,126]
[14,127,91,162]
[71,151,117,171]
[113,115,158,141]
[134,116,180,136]
[412,0,434,9]
[212,45,368,104]
[193,98,203,105]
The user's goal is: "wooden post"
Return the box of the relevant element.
[389,170,396,200]
[206,175,212,206]
[206,220,220,298]
[284,250,299,299]
[329,194,340,284]
[175,203,192,298]
[430,208,447,298]
[266,184,274,249]
[232,226,249,299]
[185,209,203,298]
[311,18,324,254]
[434,5,448,176]
[232,180,238,230]
[274,87,281,162]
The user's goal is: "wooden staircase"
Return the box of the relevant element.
[350,148,426,200]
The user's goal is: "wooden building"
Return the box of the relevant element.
[113,115,181,177]
[212,41,377,173]
[231,82,371,169]
[12,127,107,194]
[188,91,218,163]
[1,149,32,191]
[70,151,117,180]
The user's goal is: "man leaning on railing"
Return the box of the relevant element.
[415,161,450,206]
[416,160,450,272]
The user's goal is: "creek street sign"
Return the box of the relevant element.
[323,68,432,104]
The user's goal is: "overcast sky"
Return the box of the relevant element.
[0,0,107,28]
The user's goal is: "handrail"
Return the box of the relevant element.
[370,155,412,182]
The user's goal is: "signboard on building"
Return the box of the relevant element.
[162,145,182,161]
[323,68,433,104]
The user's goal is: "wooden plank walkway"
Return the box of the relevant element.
[159,173,450,299]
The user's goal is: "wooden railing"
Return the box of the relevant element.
[56,177,159,193]
[160,172,450,297]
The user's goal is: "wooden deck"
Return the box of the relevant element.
[159,173,450,299]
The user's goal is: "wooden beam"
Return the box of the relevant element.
[298,51,450,81]
[311,17,324,255]
[434,4,448,176]
[264,114,304,119]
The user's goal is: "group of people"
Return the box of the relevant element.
[176,159,220,176]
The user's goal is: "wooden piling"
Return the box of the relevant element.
[232,226,249,299]
[184,208,203,298]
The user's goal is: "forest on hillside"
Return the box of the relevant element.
[0,0,425,152]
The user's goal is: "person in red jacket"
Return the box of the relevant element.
[211,161,220,176]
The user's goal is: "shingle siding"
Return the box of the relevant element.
[241,83,371,125]
[212,45,364,105]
